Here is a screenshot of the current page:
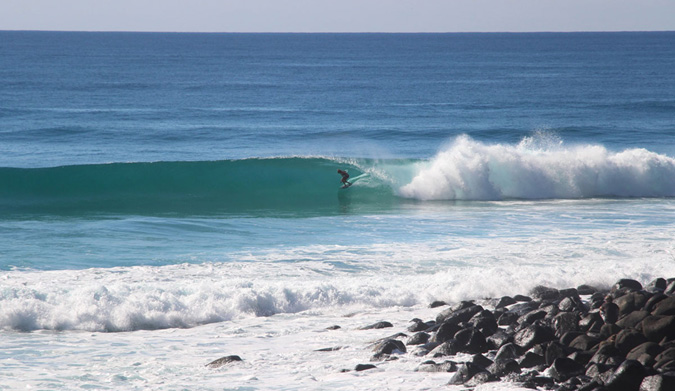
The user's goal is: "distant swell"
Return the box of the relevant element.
[399,134,675,201]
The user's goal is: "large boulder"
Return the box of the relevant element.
[651,296,675,316]
[615,329,649,356]
[641,315,675,342]
[640,373,675,391]
[514,324,556,351]
[604,360,647,391]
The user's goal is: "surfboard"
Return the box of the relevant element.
[340,173,368,189]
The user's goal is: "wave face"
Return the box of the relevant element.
[0,157,396,216]
[399,134,675,201]
[3,135,675,217]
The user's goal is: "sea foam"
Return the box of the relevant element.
[399,134,675,200]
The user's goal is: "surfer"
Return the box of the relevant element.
[337,169,351,186]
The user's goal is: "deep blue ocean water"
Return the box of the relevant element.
[1,30,674,320]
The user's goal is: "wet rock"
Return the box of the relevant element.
[641,315,675,342]
[430,339,463,357]
[654,347,675,369]
[548,357,585,382]
[429,300,446,308]
[325,325,341,330]
[561,331,585,346]
[415,359,457,372]
[435,304,483,325]
[602,296,621,325]
[431,320,461,343]
[615,329,649,356]
[568,350,594,366]
[498,311,520,326]
[514,294,533,302]
[468,310,498,336]
[553,312,580,337]
[454,327,488,354]
[406,332,429,346]
[604,359,646,391]
[494,342,519,363]
[464,370,498,386]
[578,285,600,296]
[448,362,489,385]
[471,353,494,369]
[359,321,393,330]
[354,363,376,371]
[206,355,243,368]
[645,278,668,293]
[519,351,546,368]
[371,338,406,359]
[644,294,668,313]
[407,318,429,332]
[315,346,343,352]
[488,359,521,377]
[496,296,517,308]
[615,292,650,317]
[617,310,650,329]
[612,279,644,293]
[519,309,547,325]
[569,334,602,351]
[531,285,560,302]
[545,341,570,366]
[651,296,675,316]
[640,374,675,391]
[590,342,623,365]
[514,324,556,351]
[600,323,623,339]
[580,312,605,332]
[487,329,513,350]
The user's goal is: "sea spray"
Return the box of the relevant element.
[399,135,675,200]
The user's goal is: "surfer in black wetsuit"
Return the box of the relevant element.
[337,169,351,186]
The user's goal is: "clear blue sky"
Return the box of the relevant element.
[1,0,674,32]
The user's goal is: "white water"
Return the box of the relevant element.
[399,135,675,200]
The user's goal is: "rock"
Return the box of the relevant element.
[645,278,668,293]
[617,311,650,329]
[590,342,622,365]
[315,346,343,352]
[568,350,594,366]
[494,342,519,363]
[415,360,457,372]
[325,325,341,330]
[612,279,644,293]
[448,362,488,385]
[518,309,547,325]
[604,359,646,391]
[471,353,494,369]
[514,294,532,302]
[600,323,623,339]
[359,321,393,330]
[615,292,650,317]
[488,358,522,377]
[372,338,406,357]
[626,342,661,361]
[651,296,675,316]
[464,371,497,387]
[560,331,585,346]
[407,332,430,346]
[496,296,517,308]
[641,315,675,342]
[431,320,461,343]
[666,280,675,295]
[569,334,602,351]
[454,327,488,354]
[586,362,613,379]
[559,296,585,312]
[407,318,429,332]
[545,341,570,366]
[548,357,585,382]
[468,310,498,336]
[435,304,483,325]
[487,329,513,350]
[654,347,675,368]
[498,311,520,326]
[519,351,546,368]
[430,339,463,357]
[514,324,556,351]
[578,284,600,295]
[429,300,446,308]
[531,285,560,301]
[644,294,668,313]
[580,312,604,332]
[559,288,580,299]
[640,374,675,391]
[206,355,243,368]
[615,329,649,356]
[355,363,376,371]
[553,312,580,337]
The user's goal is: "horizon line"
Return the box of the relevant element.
[2,29,675,34]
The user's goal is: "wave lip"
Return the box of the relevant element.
[399,135,675,201]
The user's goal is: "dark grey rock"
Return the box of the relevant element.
[498,311,520,326]
[569,334,602,351]
[561,331,585,346]
[586,362,613,379]
[580,312,605,332]
[639,374,675,391]
[615,329,649,356]
[617,311,650,329]
[514,324,556,351]
[406,332,430,346]
[464,371,497,387]
[431,320,461,343]
[641,315,675,342]
[454,327,488,354]
[448,362,487,385]
[487,329,513,350]
[519,309,547,325]
[206,355,243,368]
[654,348,675,369]
[578,285,600,295]
[531,285,560,301]
[372,338,406,356]
[545,341,570,366]
[407,318,429,332]
[548,357,585,382]
[496,296,517,308]
[600,323,623,339]
[355,363,376,371]
[494,342,519,363]
[651,296,675,316]
[612,279,644,293]
[646,278,668,293]
[488,359,521,377]
[553,312,580,338]
[430,339,463,357]
[429,300,446,308]
[315,346,343,352]
[644,294,668,313]
[359,321,393,330]
[471,353,494,369]
[568,350,594,366]
[604,359,646,391]
[435,304,483,325]
[325,325,341,330]
[415,360,457,372]
[615,292,650,317]
[514,294,533,302]
[519,351,546,368]
[468,310,498,336]
[590,342,623,365]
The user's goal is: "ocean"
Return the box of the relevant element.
[1,31,674,390]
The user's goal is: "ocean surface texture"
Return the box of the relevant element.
[1,32,674,390]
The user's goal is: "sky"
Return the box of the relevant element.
[1,0,674,33]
